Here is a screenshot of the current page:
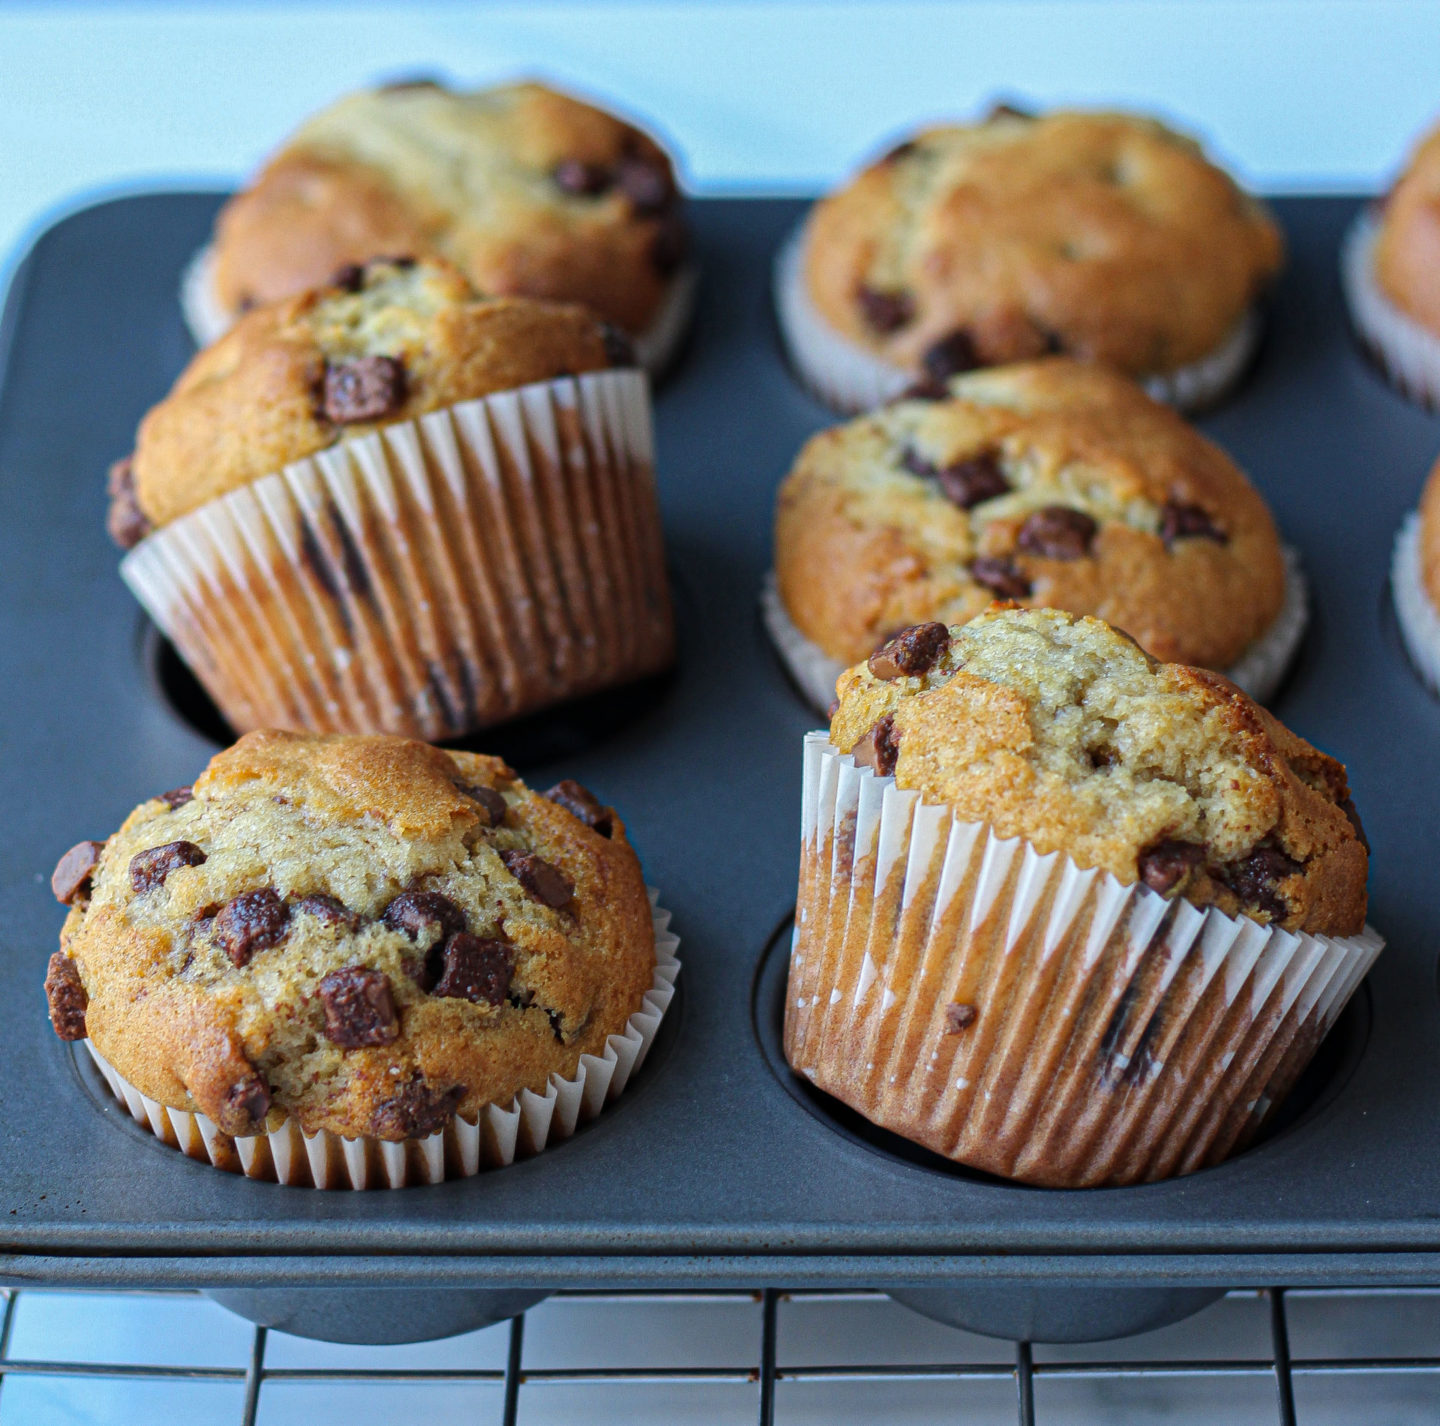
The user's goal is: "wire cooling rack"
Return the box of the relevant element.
[0,1286,1438,1423]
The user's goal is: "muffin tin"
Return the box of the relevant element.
[3,192,1440,1345]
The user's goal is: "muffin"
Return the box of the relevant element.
[776,106,1284,413]
[115,256,674,741]
[45,731,680,1188]
[1391,453,1440,691]
[767,359,1305,708]
[1342,118,1440,407]
[785,605,1379,1188]
[184,79,694,374]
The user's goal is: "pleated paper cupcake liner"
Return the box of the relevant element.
[785,735,1381,1188]
[1341,207,1440,410]
[761,546,1308,715]
[180,242,697,378]
[121,367,673,741]
[1391,511,1440,694]
[83,892,680,1190]
[773,222,1261,415]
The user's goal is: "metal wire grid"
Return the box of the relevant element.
[0,1286,1437,1423]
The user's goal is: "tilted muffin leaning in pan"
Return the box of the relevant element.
[184,78,694,374]
[786,605,1380,1189]
[45,732,679,1188]
[775,104,1283,413]
[765,358,1306,708]
[111,256,673,742]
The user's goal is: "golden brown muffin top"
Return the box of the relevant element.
[209,79,688,337]
[110,256,631,540]
[803,107,1283,381]
[829,606,1367,936]
[1374,120,1440,334]
[46,731,656,1140]
[775,358,1285,670]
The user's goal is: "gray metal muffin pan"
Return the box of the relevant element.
[2,194,1440,1345]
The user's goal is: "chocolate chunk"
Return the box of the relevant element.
[650,210,690,275]
[902,444,1011,510]
[1223,846,1302,921]
[987,101,1035,121]
[616,154,674,215]
[371,1073,464,1138]
[319,966,400,1048]
[159,786,194,810]
[455,782,507,827]
[44,952,88,1041]
[1017,506,1098,560]
[944,1002,978,1033]
[922,329,982,381]
[381,890,466,943]
[498,849,575,909]
[970,556,1032,599]
[1159,500,1228,548]
[129,840,206,894]
[882,139,918,164]
[544,779,615,838]
[432,933,514,1006]
[1137,840,1205,895]
[322,355,406,425]
[553,158,613,196]
[106,456,152,549]
[1340,796,1370,854]
[857,284,914,334]
[899,376,952,402]
[330,262,367,293]
[599,321,638,368]
[52,840,104,906]
[868,622,950,681]
[222,1072,272,1132]
[851,713,899,777]
[380,75,442,93]
[213,889,290,968]
[294,893,361,931]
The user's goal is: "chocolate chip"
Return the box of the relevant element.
[381,891,466,943]
[922,329,982,381]
[370,1073,464,1138]
[380,75,442,92]
[553,158,613,196]
[987,101,1035,121]
[52,840,104,906]
[330,262,366,293]
[319,966,400,1048]
[1017,506,1098,560]
[903,445,1010,510]
[1159,501,1228,548]
[44,952,88,1040]
[432,933,514,1006]
[599,321,638,368]
[106,456,151,550]
[213,889,290,967]
[1137,840,1205,895]
[882,139,918,164]
[899,377,952,402]
[455,782,507,827]
[1222,846,1302,921]
[851,713,899,777]
[970,556,1032,599]
[868,622,950,681]
[857,284,914,334]
[159,786,194,810]
[944,1002,978,1033]
[222,1073,272,1132]
[544,779,615,838]
[650,210,690,275]
[294,893,361,931]
[498,849,575,909]
[129,840,206,894]
[322,355,406,425]
[1340,796,1369,854]
[616,154,674,214]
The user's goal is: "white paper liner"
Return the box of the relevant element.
[1341,207,1440,410]
[120,367,673,741]
[181,241,696,379]
[785,735,1382,1187]
[774,221,1260,415]
[761,545,1309,714]
[1391,511,1440,694]
[83,891,679,1190]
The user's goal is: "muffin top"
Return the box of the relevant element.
[46,732,656,1140]
[829,606,1367,936]
[109,256,631,542]
[208,79,688,337]
[1373,120,1440,333]
[802,107,1283,381]
[775,358,1286,670]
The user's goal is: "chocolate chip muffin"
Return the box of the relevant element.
[46,732,669,1185]
[787,605,1379,1187]
[185,79,693,374]
[776,106,1283,413]
[1391,452,1440,693]
[117,257,674,741]
[770,358,1302,705]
